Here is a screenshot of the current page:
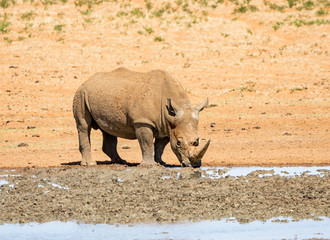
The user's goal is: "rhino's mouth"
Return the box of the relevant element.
[182,160,201,168]
[181,139,210,168]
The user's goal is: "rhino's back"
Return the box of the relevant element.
[78,68,186,138]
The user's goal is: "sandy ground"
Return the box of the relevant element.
[0,0,329,168]
[0,166,329,224]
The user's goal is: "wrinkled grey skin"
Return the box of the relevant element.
[73,68,210,167]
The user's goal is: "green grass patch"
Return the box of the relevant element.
[291,18,330,27]
[287,0,297,8]
[316,8,328,16]
[80,8,92,15]
[144,27,154,34]
[233,0,259,14]
[145,1,152,11]
[54,24,65,32]
[41,0,57,8]
[21,11,35,21]
[84,17,93,23]
[273,21,284,30]
[0,14,10,34]
[131,8,144,17]
[152,8,165,18]
[74,0,103,9]
[269,3,286,12]
[303,0,315,10]
[1,0,15,8]
[4,36,12,44]
[117,11,128,17]
[238,82,256,92]
[154,36,164,42]
[290,87,307,93]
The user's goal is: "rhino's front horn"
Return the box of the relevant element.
[188,139,210,168]
[195,139,210,161]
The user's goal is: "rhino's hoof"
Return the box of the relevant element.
[80,160,97,166]
[139,162,157,168]
[111,158,128,165]
[155,160,167,166]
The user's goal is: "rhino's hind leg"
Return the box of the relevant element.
[74,109,96,166]
[102,131,127,164]
[154,137,169,166]
[73,90,97,166]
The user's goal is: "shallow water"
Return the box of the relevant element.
[0,180,9,186]
[0,218,329,240]
[201,166,330,179]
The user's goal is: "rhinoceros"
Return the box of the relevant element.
[73,67,210,167]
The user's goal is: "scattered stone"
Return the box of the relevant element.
[207,104,218,108]
[224,129,233,132]
[190,170,202,179]
[283,132,292,136]
[210,123,216,128]
[32,134,40,138]
[27,126,36,129]
[253,126,261,129]
[18,143,29,147]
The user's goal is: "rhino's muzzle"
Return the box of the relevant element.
[182,139,210,168]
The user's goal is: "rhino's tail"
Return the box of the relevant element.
[73,90,99,130]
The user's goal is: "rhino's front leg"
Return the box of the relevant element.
[154,137,169,166]
[134,123,156,166]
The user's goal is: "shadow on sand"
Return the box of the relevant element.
[61,161,181,168]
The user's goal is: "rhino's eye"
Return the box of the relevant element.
[177,140,181,146]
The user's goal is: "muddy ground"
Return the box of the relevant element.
[0,0,329,168]
[0,166,329,225]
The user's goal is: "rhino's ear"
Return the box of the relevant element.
[196,98,209,112]
[166,98,184,119]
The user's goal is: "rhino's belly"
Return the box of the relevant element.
[90,105,137,139]
[94,117,137,139]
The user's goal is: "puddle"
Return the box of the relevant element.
[0,218,328,240]
[47,183,70,189]
[0,180,9,187]
[201,166,330,179]
[0,175,21,178]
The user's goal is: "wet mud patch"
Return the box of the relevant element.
[0,166,329,225]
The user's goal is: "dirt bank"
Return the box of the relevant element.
[0,166,329,225]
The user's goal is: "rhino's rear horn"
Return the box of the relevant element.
[196,98,209,112]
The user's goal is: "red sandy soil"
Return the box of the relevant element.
[0,0,329,168]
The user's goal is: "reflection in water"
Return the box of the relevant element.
[201,166,330,179]
[0,218,329,240]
